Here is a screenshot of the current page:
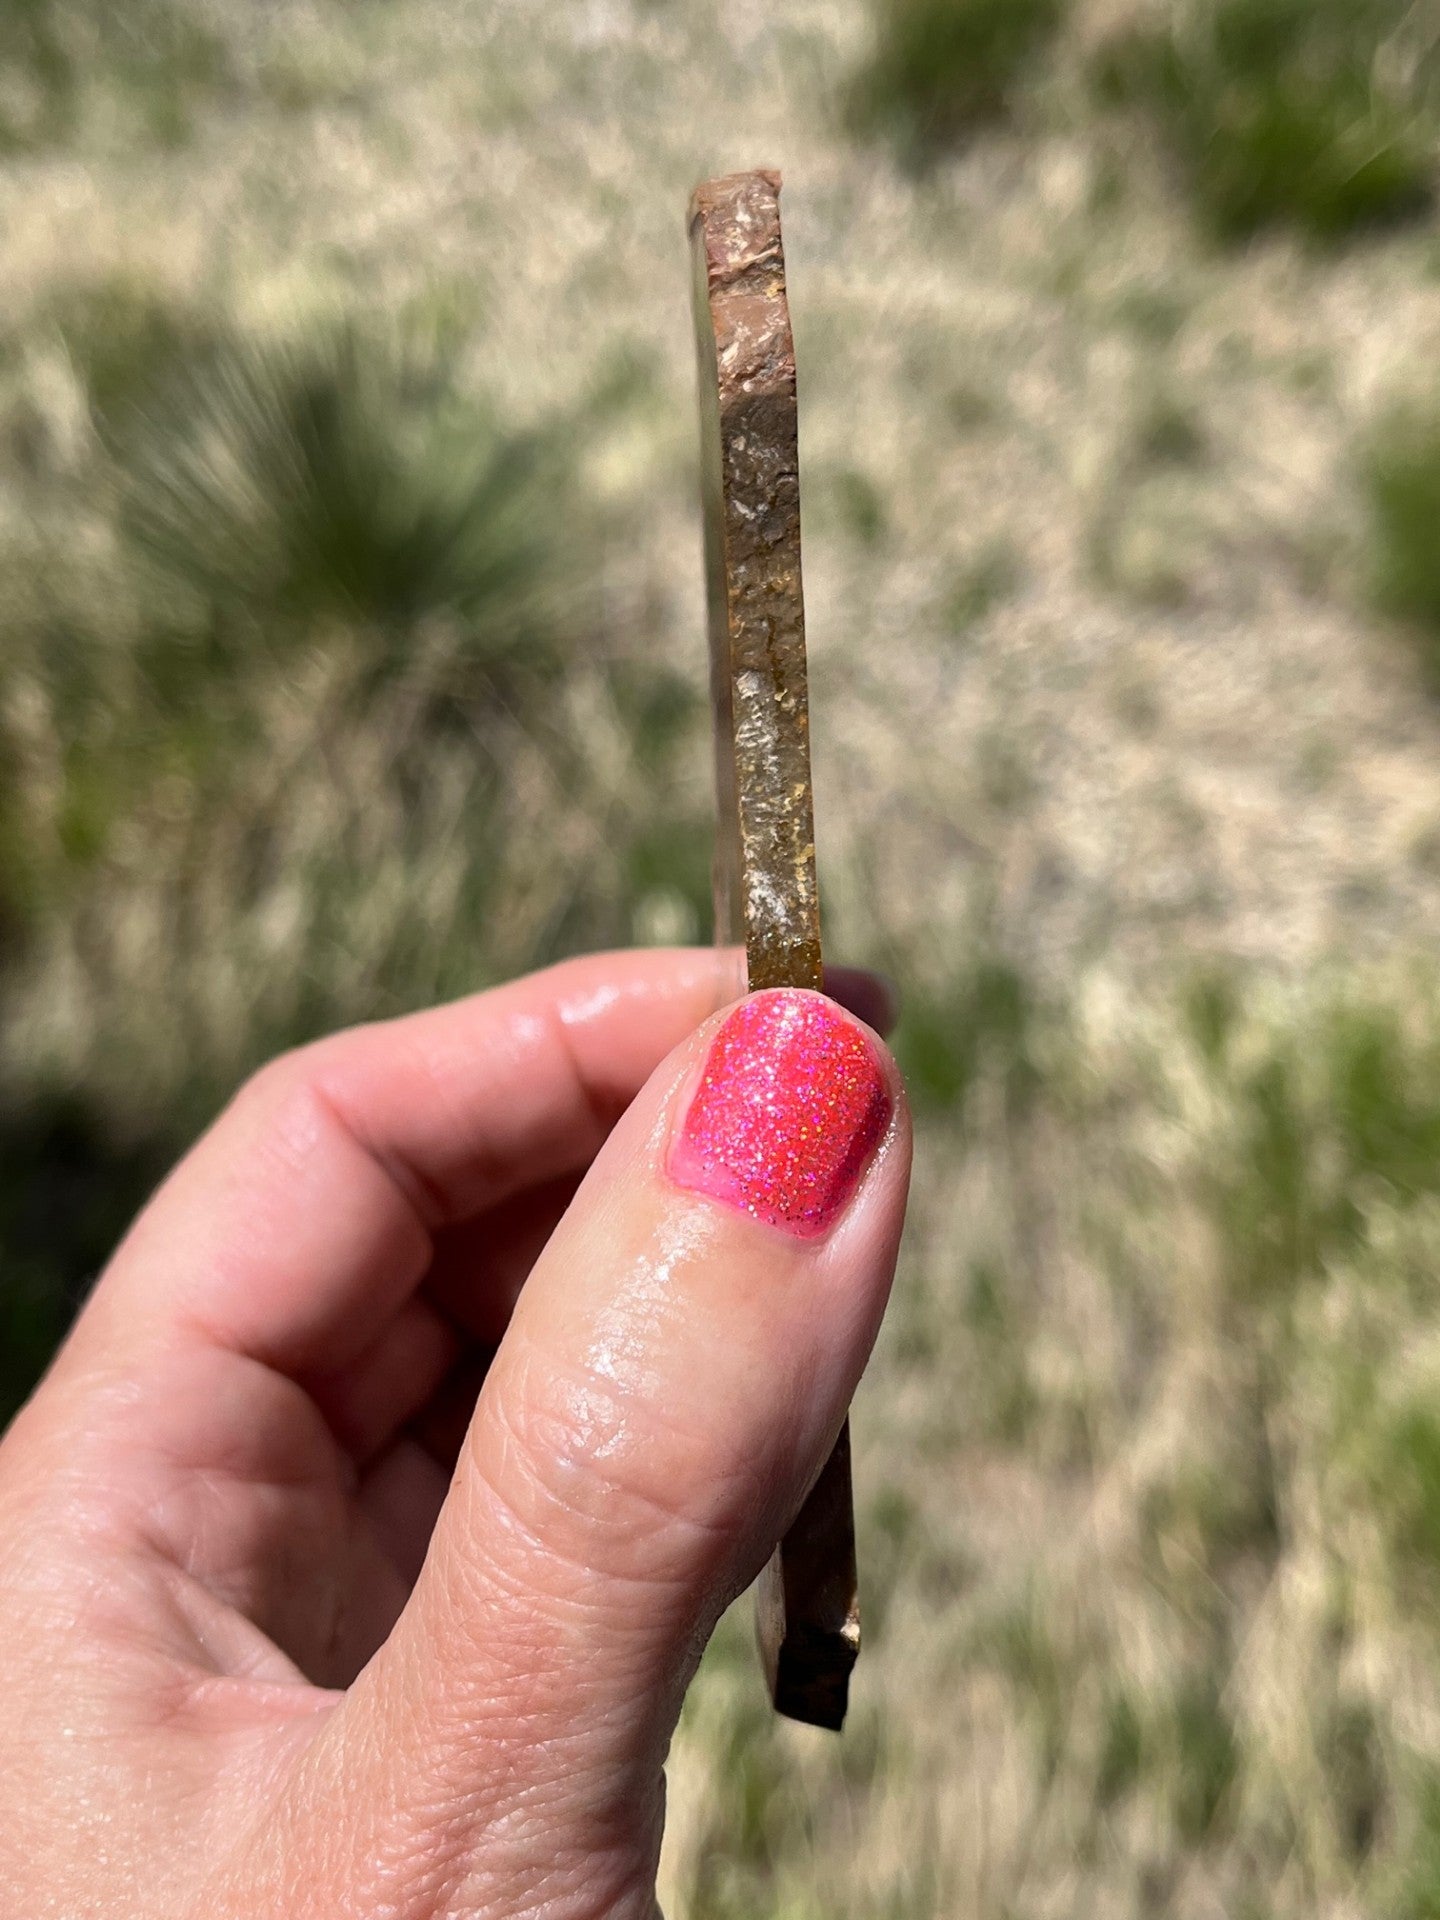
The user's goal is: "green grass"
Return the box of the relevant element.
[47,275,223,433]
[1206,990,1440,1300]
[878,961,1440,1905]
[1396,1773,1440,1918]
[1367,396,1440,659]
[1097,0,1438,243]
[0,290,690,1371]
[891,953,1037,1121]
[1375,1399,1440,1572]
[0,287,714,1405]
[1133,391,1209,470]
[0,0,230,152]
[821,465,890,549]
[942,539,1024,633]
[115,323,577,707]
[0,301,600,942]
[844,0,1066,166]
[1168,1673,1240,1840]
[960,1256,1038,1444]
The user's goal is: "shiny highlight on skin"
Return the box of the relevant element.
[668,992,890,1238]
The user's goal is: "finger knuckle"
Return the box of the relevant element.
[487,1340,732,1594]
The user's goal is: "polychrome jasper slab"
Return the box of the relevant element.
[689,168,860,1731]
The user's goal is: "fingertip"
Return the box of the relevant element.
[364,980,913,1812]
[665,990,895,1241]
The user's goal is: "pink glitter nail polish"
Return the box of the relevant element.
[668,991,891,1238]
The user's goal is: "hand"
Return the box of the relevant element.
[0,949,910,1918]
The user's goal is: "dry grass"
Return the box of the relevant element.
[7,2,1440,1914]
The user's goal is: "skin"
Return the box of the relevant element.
[0,948,911,1919]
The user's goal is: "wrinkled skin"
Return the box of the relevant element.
[0,950,909,1919]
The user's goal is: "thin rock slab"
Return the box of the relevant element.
[689,167,860,1732]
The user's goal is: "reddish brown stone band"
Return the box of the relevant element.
[689,169,861,1731]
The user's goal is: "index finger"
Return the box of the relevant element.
[80,949,745,1378]
[72,950,892,1381]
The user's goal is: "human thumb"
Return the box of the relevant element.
[277,989,910,1918]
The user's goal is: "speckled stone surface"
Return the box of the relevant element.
[690,170,859,1731]
[690,169,821,995]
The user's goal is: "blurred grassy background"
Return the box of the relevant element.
[6,0,1440,1913]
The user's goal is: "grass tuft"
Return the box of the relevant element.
[0,304,602,997]
[1396,1772,1440,1919]
[115,325,576,705]
[943,539,1024,634]
[47,275,221,435]
[0,0,230,152]
[844,0,1066,167]
[1367,395,1440,661]
[893,954,1037,1121]
[1169,1672,1239,1840]
[1209,994,1440,1300]
[1096,0,1438,244]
